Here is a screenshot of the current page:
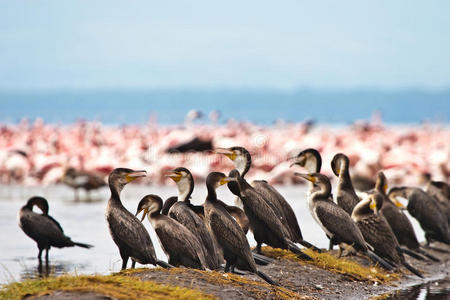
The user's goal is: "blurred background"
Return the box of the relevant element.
[0,0,449,290]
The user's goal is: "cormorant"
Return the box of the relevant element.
[18,196,93,264]
[203,172,278,285]
[227,169,312,260]
[374,172,438,261]
[136,194,207,269]
[106,168,171,270]
[166,168,221,269]
[331,153,360,215]
[295,172,393,270]
[388,186,450,246]
[215,146,318,251]
[351,193,423,277]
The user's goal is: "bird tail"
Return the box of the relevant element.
[256,270,279,286]
[366,250,395,271]
[399,247,426,261]
[252,252,273,266]
[287,240,312,260]
[74,242,94,249]
[403,262,423,278]
[156,260,173,269]
[417,247,440,262]
[298,239,322,253]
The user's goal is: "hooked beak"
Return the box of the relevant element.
[214,148,236,161]
[219,176,237,185]
[294,172,316,183]
[126,170,147,182]
[135,207,149,222]
[165,170,182,182]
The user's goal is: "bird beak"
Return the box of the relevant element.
[383,184,388,194]
[126,170,147,182]
[219,177,236,185]
[214,148,236,161]
[369,199,376,211]
[165,170,182,182]
[394,198,406,209]
[294,172,316,183]
[135,207,149,222]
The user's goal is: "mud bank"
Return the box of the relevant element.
[1,243,448,300]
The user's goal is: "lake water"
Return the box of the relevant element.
[0,183,449,299]
[0,89,449,125]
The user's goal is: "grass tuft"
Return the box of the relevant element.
[0,273,215,300]
[261,246,400,283]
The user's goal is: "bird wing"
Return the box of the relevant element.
[107,206,156,260]
[314,200,366,248]
[19,210,71,246]
[154,217,206,268]
[252,180,303,241]
[208,204,254,269]
[240,186,289,239]
[356,215,401,264]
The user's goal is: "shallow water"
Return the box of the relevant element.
[0,183,433,285]
[386,278,450,300]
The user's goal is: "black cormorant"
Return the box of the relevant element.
[374,172,438,261]
[228,169,312,260]
[351,193,423,277]
[295,172,393,270]
[18,196,93,264]
[136,194,207,269]
[203,172,278,285]
[106,168,171,270]
[388,186,450,246]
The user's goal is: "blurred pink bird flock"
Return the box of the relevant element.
[1,115,448,188]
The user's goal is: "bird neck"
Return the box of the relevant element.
[236,156,250,177]
[176,178,193,203]
[206,184,218,202]
[351,198,372,220]
[109,181,124,205]
[311,181,332,201]
[337,161,353,190]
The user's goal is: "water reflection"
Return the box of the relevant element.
[386,278,450,300]
[20,260,78,281]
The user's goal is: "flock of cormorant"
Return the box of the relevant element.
[18,146,450,286]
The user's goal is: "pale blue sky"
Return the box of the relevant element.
[1,1,449,91]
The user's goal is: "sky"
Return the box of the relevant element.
[0,1,449,91]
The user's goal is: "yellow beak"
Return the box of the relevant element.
[165,170,182,182]
[214,148,236,161]
[394,199,406,209]
[219,177,235,185]
[135,208,149,222]
[369,200,376,211]
[126,170,147,182]
[294,172,316,183]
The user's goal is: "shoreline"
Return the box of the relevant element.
[2,244,449,300]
